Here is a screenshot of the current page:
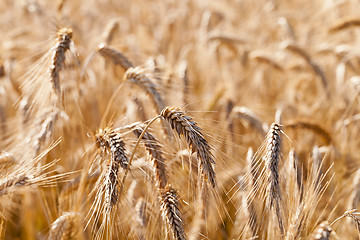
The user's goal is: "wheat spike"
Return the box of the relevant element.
[124,66,165,114]
[264,122,284,235]
[50,28,73,96]
[0,174,29,196]
[230,106,269,136]
[132,125,168,189]
[48,212,79,240]
[284,43,329,96]
[160,106,216,187]
[160,185,186,240]
[98,44,134,71]
[284,121,332,144]
[95,128,129,170]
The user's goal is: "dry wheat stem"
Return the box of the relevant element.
[160,106,216,188]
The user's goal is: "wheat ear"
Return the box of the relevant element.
[98,44,134,71]
[284,121,332,144]
[50,28,73,96]
[48,212,79,240]
[124,66,165,114]
[264,122,284,234]
[132,125,168,189]
[95,128,129,170]
[160,106,216,187]
[160,185,186,240]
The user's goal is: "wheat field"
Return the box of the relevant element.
[1,0,360,239]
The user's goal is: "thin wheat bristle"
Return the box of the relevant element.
[50,28,73,96]
[329,17,360,32]
[132,125,168,189]
[98,44,134,71]
[311,221,332,240]
[160,106,216,188]
[160,185,186,240]
[124,66,165,114]
[48,212,79,240]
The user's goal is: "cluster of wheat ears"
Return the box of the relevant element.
[2,0,360,239]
